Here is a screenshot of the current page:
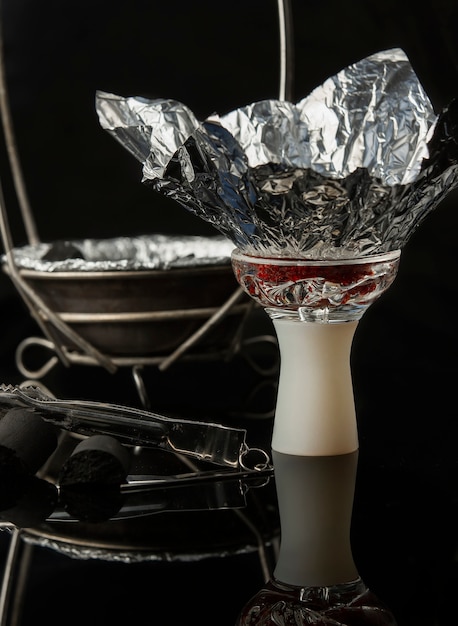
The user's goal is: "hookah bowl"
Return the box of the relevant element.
[231,249,401,457]
[231,249,401,625]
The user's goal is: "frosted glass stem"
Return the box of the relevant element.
[271,318,359,456]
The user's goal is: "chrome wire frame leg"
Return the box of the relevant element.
[0,529,34,626]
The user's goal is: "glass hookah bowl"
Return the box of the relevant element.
[231,249,401,458]
[231,249,401,324]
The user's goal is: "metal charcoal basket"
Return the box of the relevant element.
[0,233,255,380]
[0,227,260,405]
[0,0,294,403]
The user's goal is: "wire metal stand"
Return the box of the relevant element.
[0,0,292,406]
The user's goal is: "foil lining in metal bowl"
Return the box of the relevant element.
[3,234,249,358]
[9,234,236,272]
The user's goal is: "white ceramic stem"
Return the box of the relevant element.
[271,318,359,456]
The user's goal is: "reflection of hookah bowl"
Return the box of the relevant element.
[230,251,401,624]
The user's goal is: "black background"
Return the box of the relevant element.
[0,1,458,624]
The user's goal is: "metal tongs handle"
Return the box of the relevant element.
[0,384,270,470]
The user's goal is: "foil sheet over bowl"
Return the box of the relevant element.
[2,234,249,359]
[96,48,458,260]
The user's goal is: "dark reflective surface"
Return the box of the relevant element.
[0,328,456,625]
[1,1,458,625]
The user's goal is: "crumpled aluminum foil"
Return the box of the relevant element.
[96,48,458,259]
[8,234,235,272]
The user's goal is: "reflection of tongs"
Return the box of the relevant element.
[50,467,273,522]
[0,384,270,470]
